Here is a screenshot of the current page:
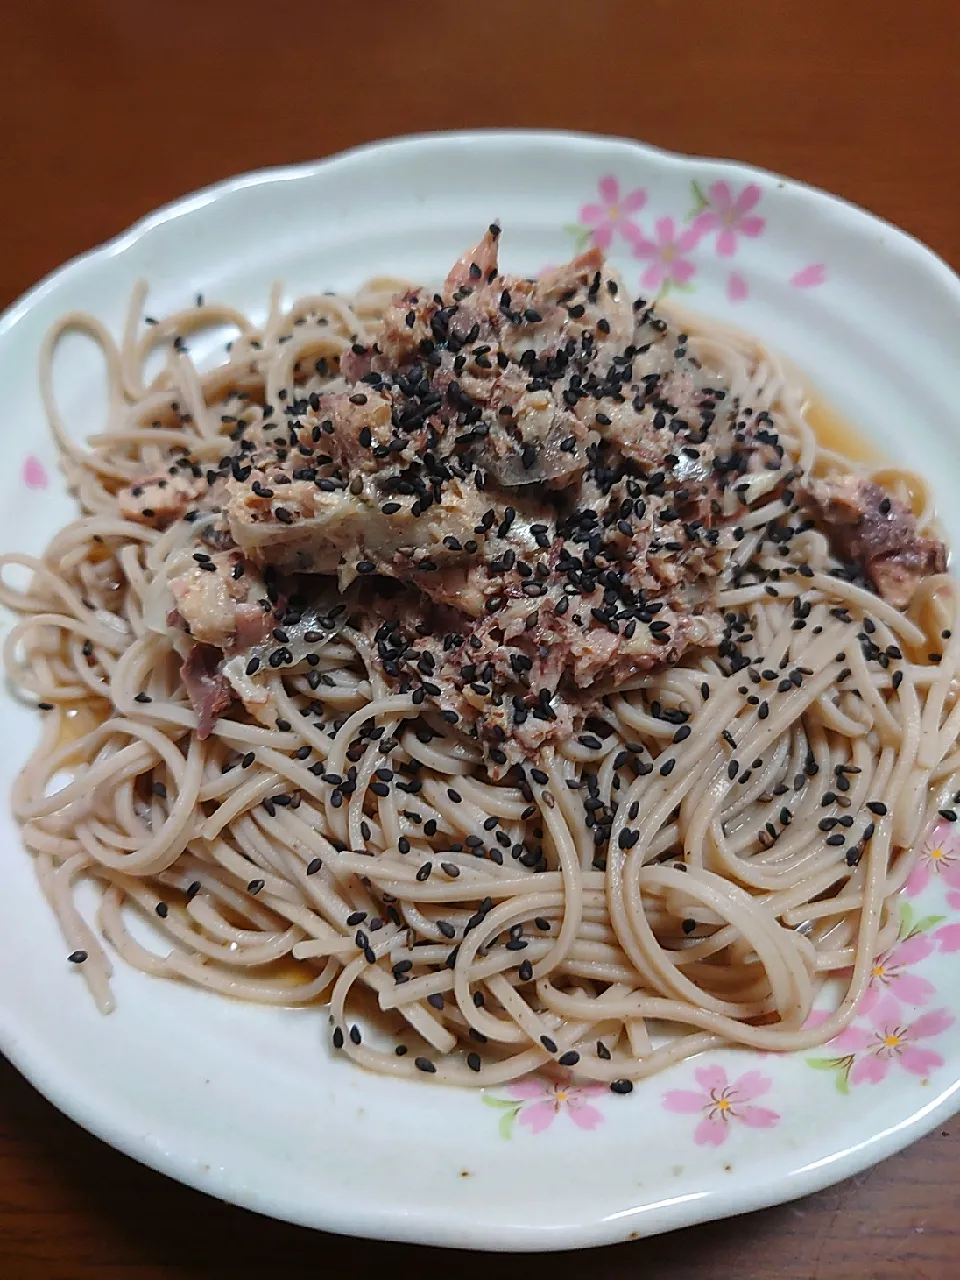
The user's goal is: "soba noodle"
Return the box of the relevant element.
[3,256,957,1090]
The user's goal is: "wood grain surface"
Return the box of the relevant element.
[1,2,958,1276]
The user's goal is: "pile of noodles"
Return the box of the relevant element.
[2,274,957,1089]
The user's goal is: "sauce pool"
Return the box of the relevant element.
[803,392,884,465]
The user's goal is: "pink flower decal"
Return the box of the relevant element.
[693,182,765,257]
[484,1076,607,1138]
[825,995,953,1087]
[23,456,48,490]
[790,264,827,288]
[859,934,936,1015]
[663,1064,778,1147]
[578,176,647,250]
[905,820,960,898]
[936,922,960,952]
[726,272,748,303]
[633,217,701,293]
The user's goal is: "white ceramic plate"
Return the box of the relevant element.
[2,131,960,1251]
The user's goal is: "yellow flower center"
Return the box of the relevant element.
[931,846,944,861]
[715,1097,731,1111]
[608,205,619,219]
[872,963,886,979]
[662,245,677,262]
[555,1090,568,1103]
[884,1034,902,1049]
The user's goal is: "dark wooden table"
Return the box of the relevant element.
[1,3,958,1276]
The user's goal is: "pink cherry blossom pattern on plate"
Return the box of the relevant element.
[483,1077,608,1138]
[905,819,960,897]
[23,456,48,490]
[692,181,765,257]
[633,217,701,294]
[859,934,936,1015]
[726,272,748,303]
[578,176,647,251]
[819,994,953,1087]
[509,1077,606,1134]
[935,873,960,950]
[790,263,827,288]
[935,920,960,952]
[662,1064,778,1147]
